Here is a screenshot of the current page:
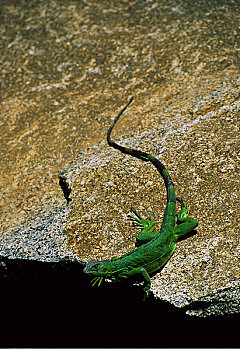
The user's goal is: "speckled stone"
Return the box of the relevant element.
[1,0,239,316]
[62,92,240,317]
[0,205,78,262]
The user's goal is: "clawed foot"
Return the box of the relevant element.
[128,206,155,231]
[143,285,151,301]
[176,197,189,221]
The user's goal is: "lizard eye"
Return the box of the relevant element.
[92,264,99,270]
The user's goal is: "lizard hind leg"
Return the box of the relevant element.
[129,206,158,245]
[128,206,155,230]
[174,197,198,241]
[176,197,189,222]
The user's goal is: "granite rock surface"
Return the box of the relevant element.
[1,0,239,317]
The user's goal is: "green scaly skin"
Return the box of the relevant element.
[83,97,198,298]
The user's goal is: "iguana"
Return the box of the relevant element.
[83,97,198,298]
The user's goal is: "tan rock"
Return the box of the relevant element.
[1,0,239,317]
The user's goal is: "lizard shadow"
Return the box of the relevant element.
[176,228,198,242]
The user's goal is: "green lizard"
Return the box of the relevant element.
[83,97,198,298]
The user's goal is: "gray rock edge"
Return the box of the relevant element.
[183,281,240,317]
[0,205,79,263]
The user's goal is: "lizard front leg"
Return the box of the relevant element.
[119,266,151,299]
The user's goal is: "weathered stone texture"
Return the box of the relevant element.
[0,0,239,316]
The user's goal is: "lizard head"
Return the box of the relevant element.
[83,260,108,275]
[83,260,114,287]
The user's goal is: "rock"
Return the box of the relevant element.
[61,90,240,317]
[0,205,78,262]
[1,0,239,319]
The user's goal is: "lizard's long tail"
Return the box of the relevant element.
[107,97,175,203]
